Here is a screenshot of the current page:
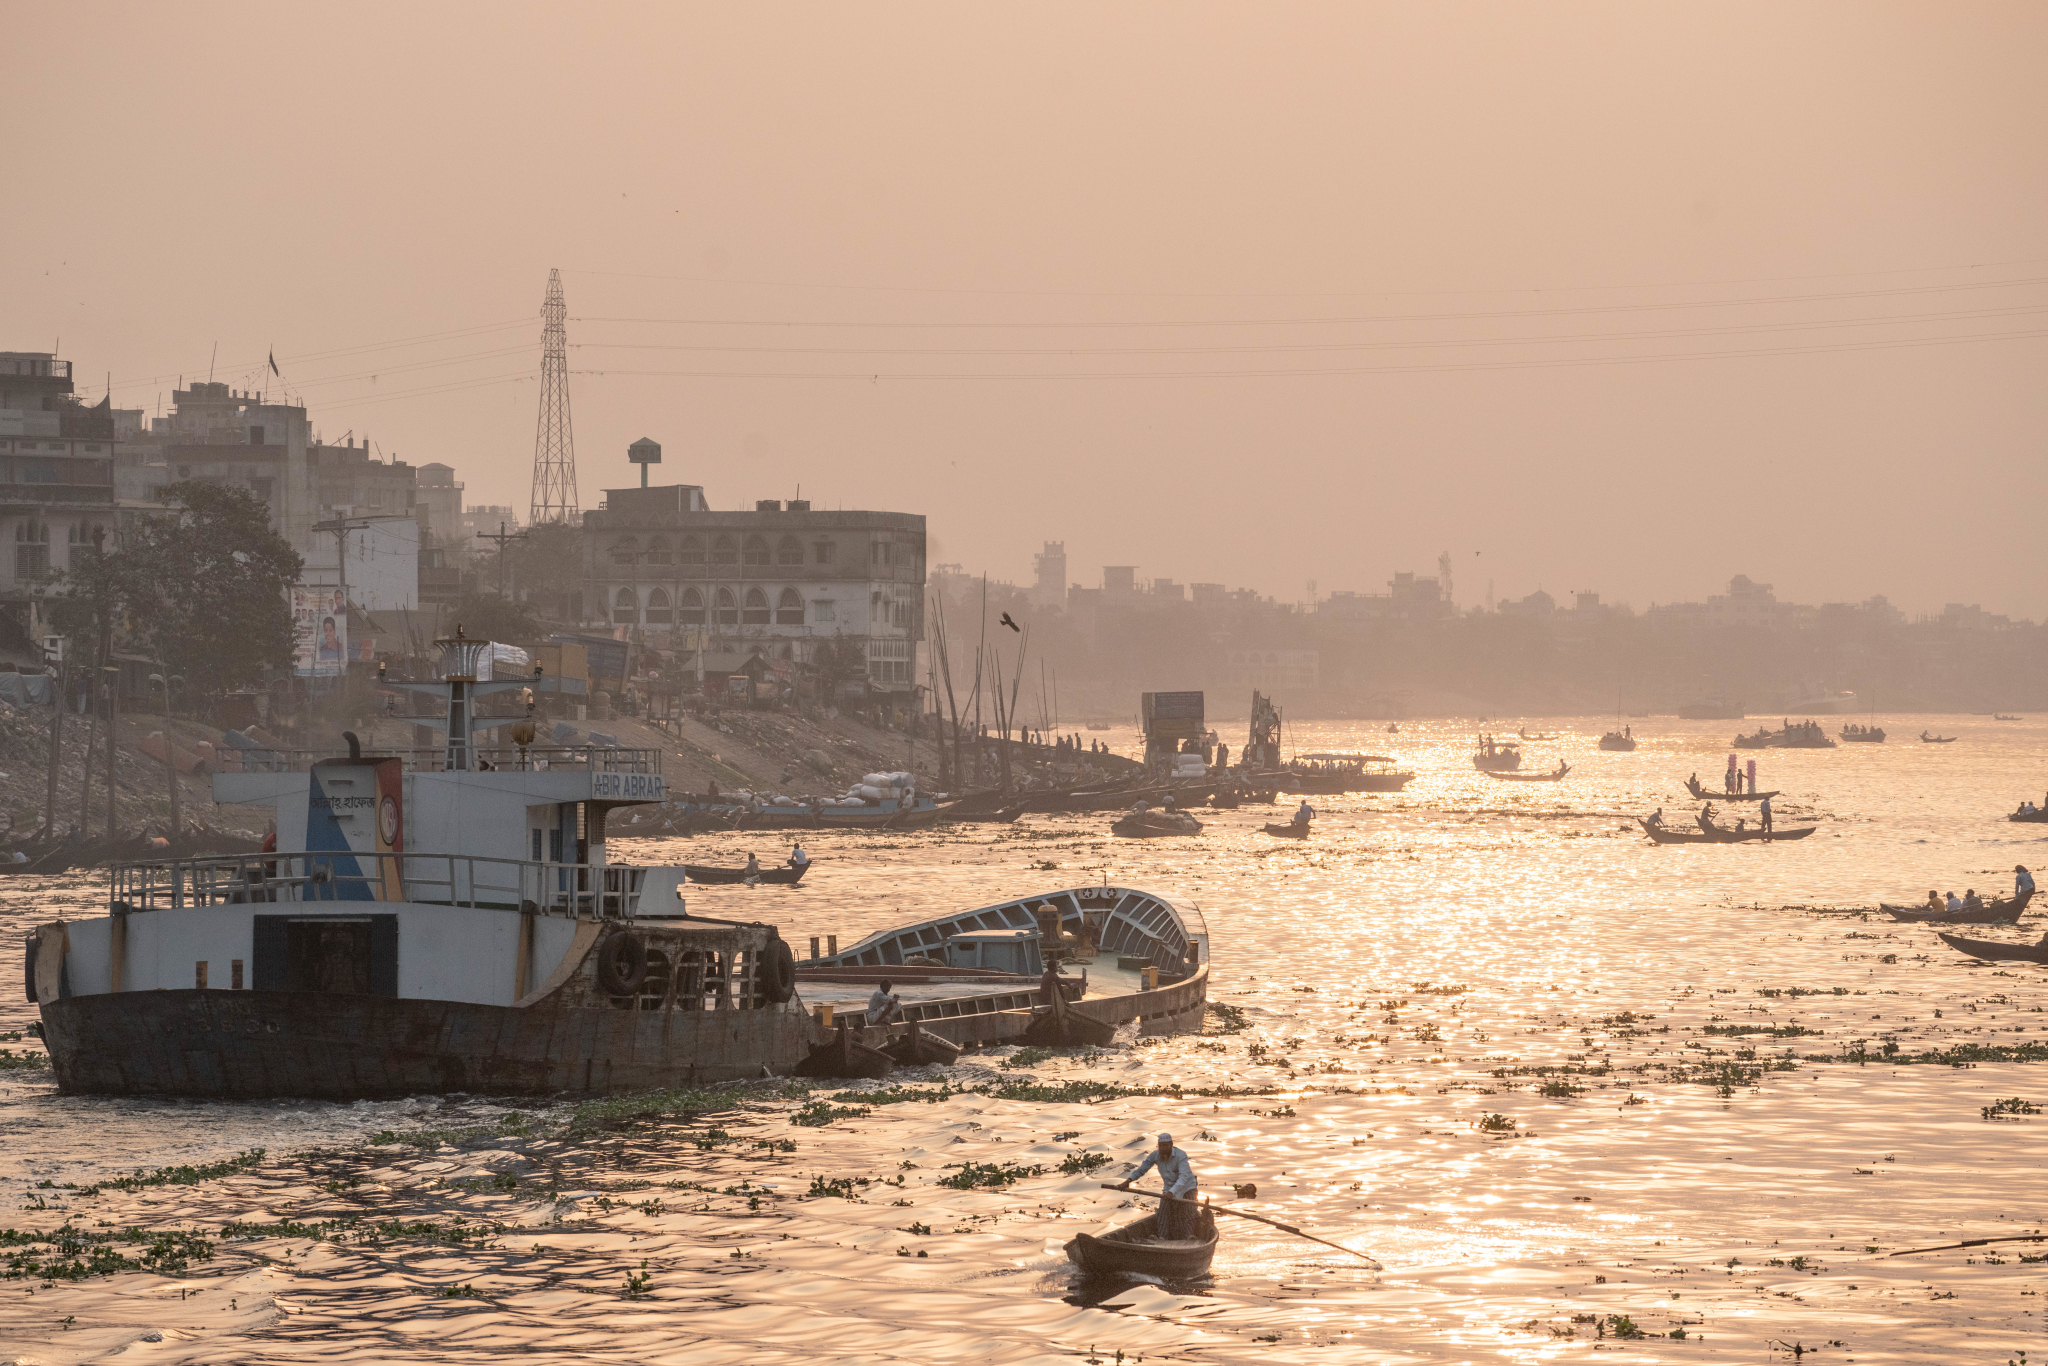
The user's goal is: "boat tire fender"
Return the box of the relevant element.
[762,937,797,1004]
[597,932,648,996]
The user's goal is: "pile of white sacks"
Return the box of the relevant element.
[822,770,916,809]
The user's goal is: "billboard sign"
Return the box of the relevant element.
[293,586,349,677]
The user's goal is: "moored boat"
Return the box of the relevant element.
[1280,753,1414,793]
[1065,1205,1219,1278]
[1598,731,1637,751]
[1112,809,1204,838]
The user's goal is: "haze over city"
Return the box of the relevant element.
[10,2,2047,617]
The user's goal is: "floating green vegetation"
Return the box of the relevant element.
[1475,1113,1518,1133]
[1205,1002,1252,1034]
[96,1149,266,1194]
[1816,1041,2048,1068]
[1538,1080,1585,1099]
[1702,1024,1816,1038]
[1982,1097,2041,1120]
[0,1048,49,1071]
[1755,987,1853,998]
[806,1175,870,1199]
[0,1228,213,1280]
[938,1161,1044,1191]
[1603,1314,1646,1340]
[1001,1047,1056,1070]
[790,1101,873,1127]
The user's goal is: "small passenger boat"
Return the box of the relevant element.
[1598,731,1637,751]
[1882,890,2032,924]
[682,861,811,885]
[1065,1205,1218,1279]
[2009,807,2048,824]
[1261,821,1310,839]
[1472,737,1522,771]
[1936,930,2048,965]
[1839,724,1886,743]
[1920,732,1958,744]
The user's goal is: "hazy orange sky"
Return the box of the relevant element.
[11,3,2047,617]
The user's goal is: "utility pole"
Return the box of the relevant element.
[42,645,63,841]
[312,514,373,631]
[476,521,528,597]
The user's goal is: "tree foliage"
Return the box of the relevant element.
[809,633,869,697]
[57,482,301,707]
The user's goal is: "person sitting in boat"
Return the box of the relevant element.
[1945,891,1963,914]
[744,852,762,879]
[2019,865,2036,900]
[1117,1132,1201,1240]
[1923,890,1943,916]
[788,844,809,869]
[1293,800,1316,826]
[1697,804,1717,835]
[867,980,904,1026]
[1040,959,1067,1006]
[1963,888,1984,914]
[1646,808,1664,830]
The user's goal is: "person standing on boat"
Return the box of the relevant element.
[1040,959,1067,1006]
[1118,1132,1200,1239]
[1759,795,1773,841]
[1697,804,1717,835]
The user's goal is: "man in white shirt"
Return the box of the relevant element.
[1945,891,1964,914]
[789,844,810,869]
[1293,800,1316,826]
[2018,865,2036,900]
[1118,1131,1200,1239]
[867,981,902,1026]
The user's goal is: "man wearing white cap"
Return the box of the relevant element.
[1117,1131,1200,1239]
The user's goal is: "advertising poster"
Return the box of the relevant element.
[293,586,349,677]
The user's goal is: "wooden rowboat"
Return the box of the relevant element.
[791,1019,895,1079]
[682,861,811,885]
[1883,890,2032,925]
[880,1019,964,1067]
[1937,930,2048,964]
[1261,821,1310,839]
[1685,777,1781,803]
[1065,1205,1218,1278]
[2010,809,2048,824]
[1486,762,1570,783]
[1638,818,1816,844]
[1111,810,1204,838]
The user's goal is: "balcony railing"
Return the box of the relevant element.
[225,744,663,775]
[111,851,649,919]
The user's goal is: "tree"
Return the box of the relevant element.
[119,482,301,708]
[809,632,869,701]
[446,590,543,649]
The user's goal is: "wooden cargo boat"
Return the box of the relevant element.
[1261,821,1310,839]
[1065,1205,1218,1278]
[1883,890,2032,924]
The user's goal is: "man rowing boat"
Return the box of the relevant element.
[1117,1132,1201,1239]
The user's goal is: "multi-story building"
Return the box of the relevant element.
[142,382,317,552]
[583,478,925,701]
[0,353,123,651]
[1031,540,1066,607]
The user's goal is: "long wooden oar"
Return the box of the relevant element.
[1101,1184,1380,1266]
[1886,1232,2045,1257]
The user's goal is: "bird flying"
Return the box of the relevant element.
[999,612,1020,632]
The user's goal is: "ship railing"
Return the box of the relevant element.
[110,851,645,920]
[224,746,663,774]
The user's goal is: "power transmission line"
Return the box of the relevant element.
[528,269,580,526]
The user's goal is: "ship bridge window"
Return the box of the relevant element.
[678,587,705,624]
[644,587,672,624]
[742,587,770,624]
[678,534,705,566]
[714,587,738,625]
[743,535,770,567]
[775,534,803,565]
[775,587,804,624]
[613,587,639,624]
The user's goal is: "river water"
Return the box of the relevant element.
[2,715,2044,1363]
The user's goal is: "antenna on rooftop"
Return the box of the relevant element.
[528,269,580,526]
